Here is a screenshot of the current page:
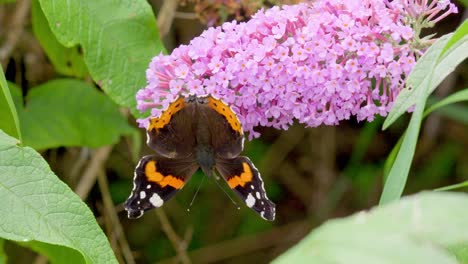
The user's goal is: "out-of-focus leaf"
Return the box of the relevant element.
[0,238,6,264]
[274,192,468,264]
[456,0,468,7]
[432,104,468,124]
[11,79,134,150]
[0,130,118,263]
[31,0,88,77]
[0,66,21,142]
[346,118,381,169]
[37,0,165,116]
[424,89,468,117]
[436,181,468,191]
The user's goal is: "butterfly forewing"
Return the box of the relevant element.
[147,97,197,159]
[204,96,244,159]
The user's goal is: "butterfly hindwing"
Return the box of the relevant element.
[216,156,276,221]
[147,97,197,159]
[125,155,199,218]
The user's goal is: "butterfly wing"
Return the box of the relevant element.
[203,96,244,159]
[125,155,199,218]
[215,156,276,221]
[147,97,197,159]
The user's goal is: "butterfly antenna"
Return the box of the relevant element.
[187,175,206,212]
[211,171,240,210]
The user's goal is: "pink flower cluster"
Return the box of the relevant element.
[137,0,457,138]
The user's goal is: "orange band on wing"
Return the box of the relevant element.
[148,97,186,132]
[145,161,184,189]
[227,162,253,188]
[207,97,243,135]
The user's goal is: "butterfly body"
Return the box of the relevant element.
[125,95,275,221]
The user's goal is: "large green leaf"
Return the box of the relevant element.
[0,129,117,263]
[10,79,134,150]
[0,66,21,142]
[31,0,88,78]
[25,242,83,264]
[37,0,165,116]
[274,192,468,264]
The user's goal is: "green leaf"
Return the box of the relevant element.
[0,238,6,264]
[0,66,22,142]
[384,21,468,130]
[379,84,427,205]
[383,34,452,129]
[274,192,468,264]
[432,104,468,124]
[0,130,118,263]
[37,0,165,116]
[383,134,403,180]
[430,35,468,96]
[424,89,468,117]
[440,20,468,56]
[380,25,468,204]
[11,79,134,150]
[435,181,468,191]
[0,126,19,149]
[25,242,83,264]
[31,0,88,78]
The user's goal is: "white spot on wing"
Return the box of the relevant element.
[140,191,146,199]
[246,193,256,208]
[149,193,164,207]
[146,131,151,145]
[256,192,261,199]
[250,185,254,190]
[147,184,151,189]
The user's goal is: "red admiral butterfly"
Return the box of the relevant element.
[125,95,276,221]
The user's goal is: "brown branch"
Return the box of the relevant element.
[69,148,91,182]
[97,201,126,264]
[97,168,136,264]
[155,209,191,264]
[0,0,30,68]
[157,0,179,38]
[174,11,198,20]
[158,220,311,264]
[75,146,113,199]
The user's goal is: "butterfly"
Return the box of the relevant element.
[124,95,275,221]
